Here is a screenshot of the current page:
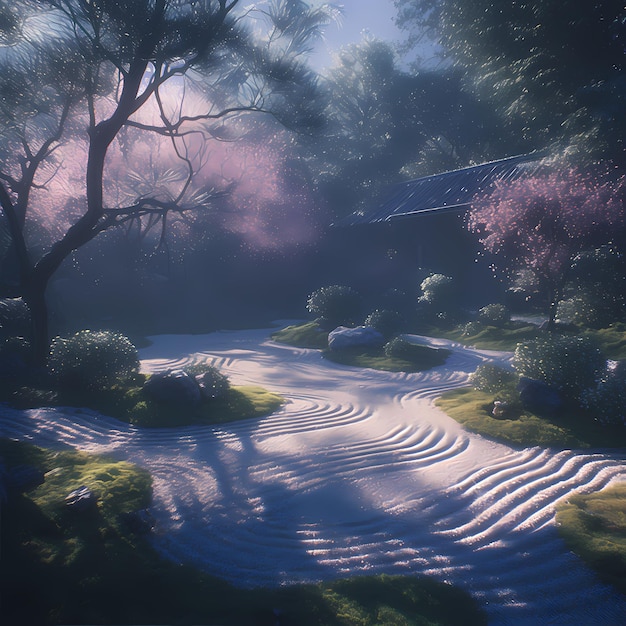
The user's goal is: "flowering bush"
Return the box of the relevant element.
[477,303,511,326]
[469,169,626,325]
[469,363,519,394]
[513,335,605,402]
[581,361,626,426]
[306,285,361,329]
[48,330,139,391]
[363,309,404,339]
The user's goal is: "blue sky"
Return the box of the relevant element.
[312,0,401,68]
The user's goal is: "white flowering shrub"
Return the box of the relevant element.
[48,330,139,390]
[581,361,626,426]
[513,335,605,401]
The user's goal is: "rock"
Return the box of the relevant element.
[143,369,202,406]
[328,326,385,351]
[65,485,98,512]
[119,509,155,534]
[517,377,564,417]
[492,400,510,419]
[7,464,45,493]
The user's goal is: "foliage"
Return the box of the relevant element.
[1,438,486,625]
[394,0,626,163]
[580,361,626,427]
[305,37,502,218]
[469,169,626,326]
[0,0,332,364]
[383,336,447,364]
[306,285,361,330]
[513,335,605,402]
[477,303,510,326]
[469,364,518,395]
[0,298,30,340]
[271,321,329,349]
[47,330,139,391]
[435,387,626,449]
[557,484,626,595]
[363,309,404,340]
[559,246,626,328]
[192,364,231,399]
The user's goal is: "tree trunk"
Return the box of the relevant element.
[22,278,50,368]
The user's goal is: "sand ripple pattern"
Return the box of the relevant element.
[1,327,625,624]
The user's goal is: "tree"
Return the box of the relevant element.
[0,0,333,365]
[301,37,503,219]
[394,0,626,165]
[468,168,626,327]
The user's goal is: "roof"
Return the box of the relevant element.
[341,153,545,226]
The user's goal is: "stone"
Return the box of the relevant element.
[517,377,564,417]
[119,509,155,534]
[65,485,98,512]
[328,326,385,351]
[7,464,45,493]
[143,369,202,406]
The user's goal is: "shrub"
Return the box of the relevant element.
[581,360,626,426]
[477,303,511,326]
[383,336,450,367]
[513,335,605,402]
[306,285,361,330]
[48,330,139,391]
[194,365,230,400]
[469,364,519,394]
[363,309,404,339]
[418,273,455,308]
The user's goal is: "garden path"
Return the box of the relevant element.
[1,325,625,624]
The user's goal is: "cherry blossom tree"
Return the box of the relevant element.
[0,0,332,364]
[468,168,626,328]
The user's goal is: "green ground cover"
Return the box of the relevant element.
[0,438,487,625]
[435,388,626,449]
[557,484,626,594]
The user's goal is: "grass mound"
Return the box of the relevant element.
[1,438,487,625]
[435,388,626,449]
[557,484,626,594]
[325,344,450,372]
[271,321,329,349]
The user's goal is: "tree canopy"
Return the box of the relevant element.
[0,0,334,363]
[394,0,626,165]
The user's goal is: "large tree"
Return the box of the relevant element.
[0,0,332,364]
[394,0,626,165]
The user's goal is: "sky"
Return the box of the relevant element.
[312,0,402,69]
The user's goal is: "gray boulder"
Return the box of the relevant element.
[517,377,564,417]
[65,485,98,512]
[143,369,202,406]
[328,326,385,351]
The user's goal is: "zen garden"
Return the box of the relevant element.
[1,2,626,625]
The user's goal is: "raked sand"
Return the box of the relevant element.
[2,324,626,624]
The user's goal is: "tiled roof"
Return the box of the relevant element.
[341,153,545,226]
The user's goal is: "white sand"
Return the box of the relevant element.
[2,324,625,624]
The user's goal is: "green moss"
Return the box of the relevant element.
[126,384,284,427]
[439,322,541,351]
[435,387,626,449]
[1,439,487,625]
[324,345,450,372]
[271,321,329,349]
[557,484,626,594]
[583,323,626,360]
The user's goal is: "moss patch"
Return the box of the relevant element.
[271,321,329,349]
[583,323,626,360]
[557,484,626,594]
[435,388,626,449]
[438,322,541,351]
[324,345,450,372]
[1,439,487,625]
